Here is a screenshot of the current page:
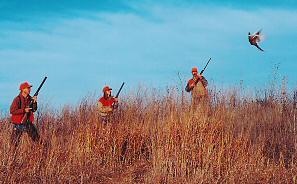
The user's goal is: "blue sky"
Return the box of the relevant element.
[0,0,297,111]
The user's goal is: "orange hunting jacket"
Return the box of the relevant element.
[10,94,37,124]
[98,96,116,117]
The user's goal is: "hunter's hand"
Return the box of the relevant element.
[32,96,38,103]
[189,80,196,88]
[113,98,119,109]
[25,107,32,113]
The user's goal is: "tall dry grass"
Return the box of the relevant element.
[0,86,297,183]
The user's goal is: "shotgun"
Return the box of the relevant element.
[185,58,211,92]
[112,82,125,109]
[21,77,47,123]
[115,82,125,98]
[199,58,211,75]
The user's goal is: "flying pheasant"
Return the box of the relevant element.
[248,29,264,51]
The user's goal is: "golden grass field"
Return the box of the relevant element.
[0,86,297,183]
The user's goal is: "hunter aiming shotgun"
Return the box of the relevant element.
[21,76,47,123]
[10,78,47,146]
[185,58,211,92]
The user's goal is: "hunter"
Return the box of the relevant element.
[98,86,119,122]
[185,67,208,107]
[10,81,39,146]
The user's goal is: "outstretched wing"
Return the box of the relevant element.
[253,29,262,36]
[255,35,261,42]
[251,29,262,41]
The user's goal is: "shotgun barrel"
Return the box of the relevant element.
[115,82,125,98]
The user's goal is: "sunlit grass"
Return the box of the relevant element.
[0,86,296,183]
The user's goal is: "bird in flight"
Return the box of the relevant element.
[248,29,264,52]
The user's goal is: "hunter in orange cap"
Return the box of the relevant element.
[186,66,208,108]
[19,82,32,90]
[103,86,112,93]
[10,81,39,146]
[192,67,198,73]
[98,85,118,123]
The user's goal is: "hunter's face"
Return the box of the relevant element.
[23,87,31,95]
[192,71,197,76]
[105,90,111,97]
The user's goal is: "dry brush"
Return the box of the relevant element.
[0,87,297,183]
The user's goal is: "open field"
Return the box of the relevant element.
[1,87,297,183]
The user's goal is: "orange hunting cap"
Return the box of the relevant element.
[19,82,32,90]
[192,67,198,73]
[103,86,112,93]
